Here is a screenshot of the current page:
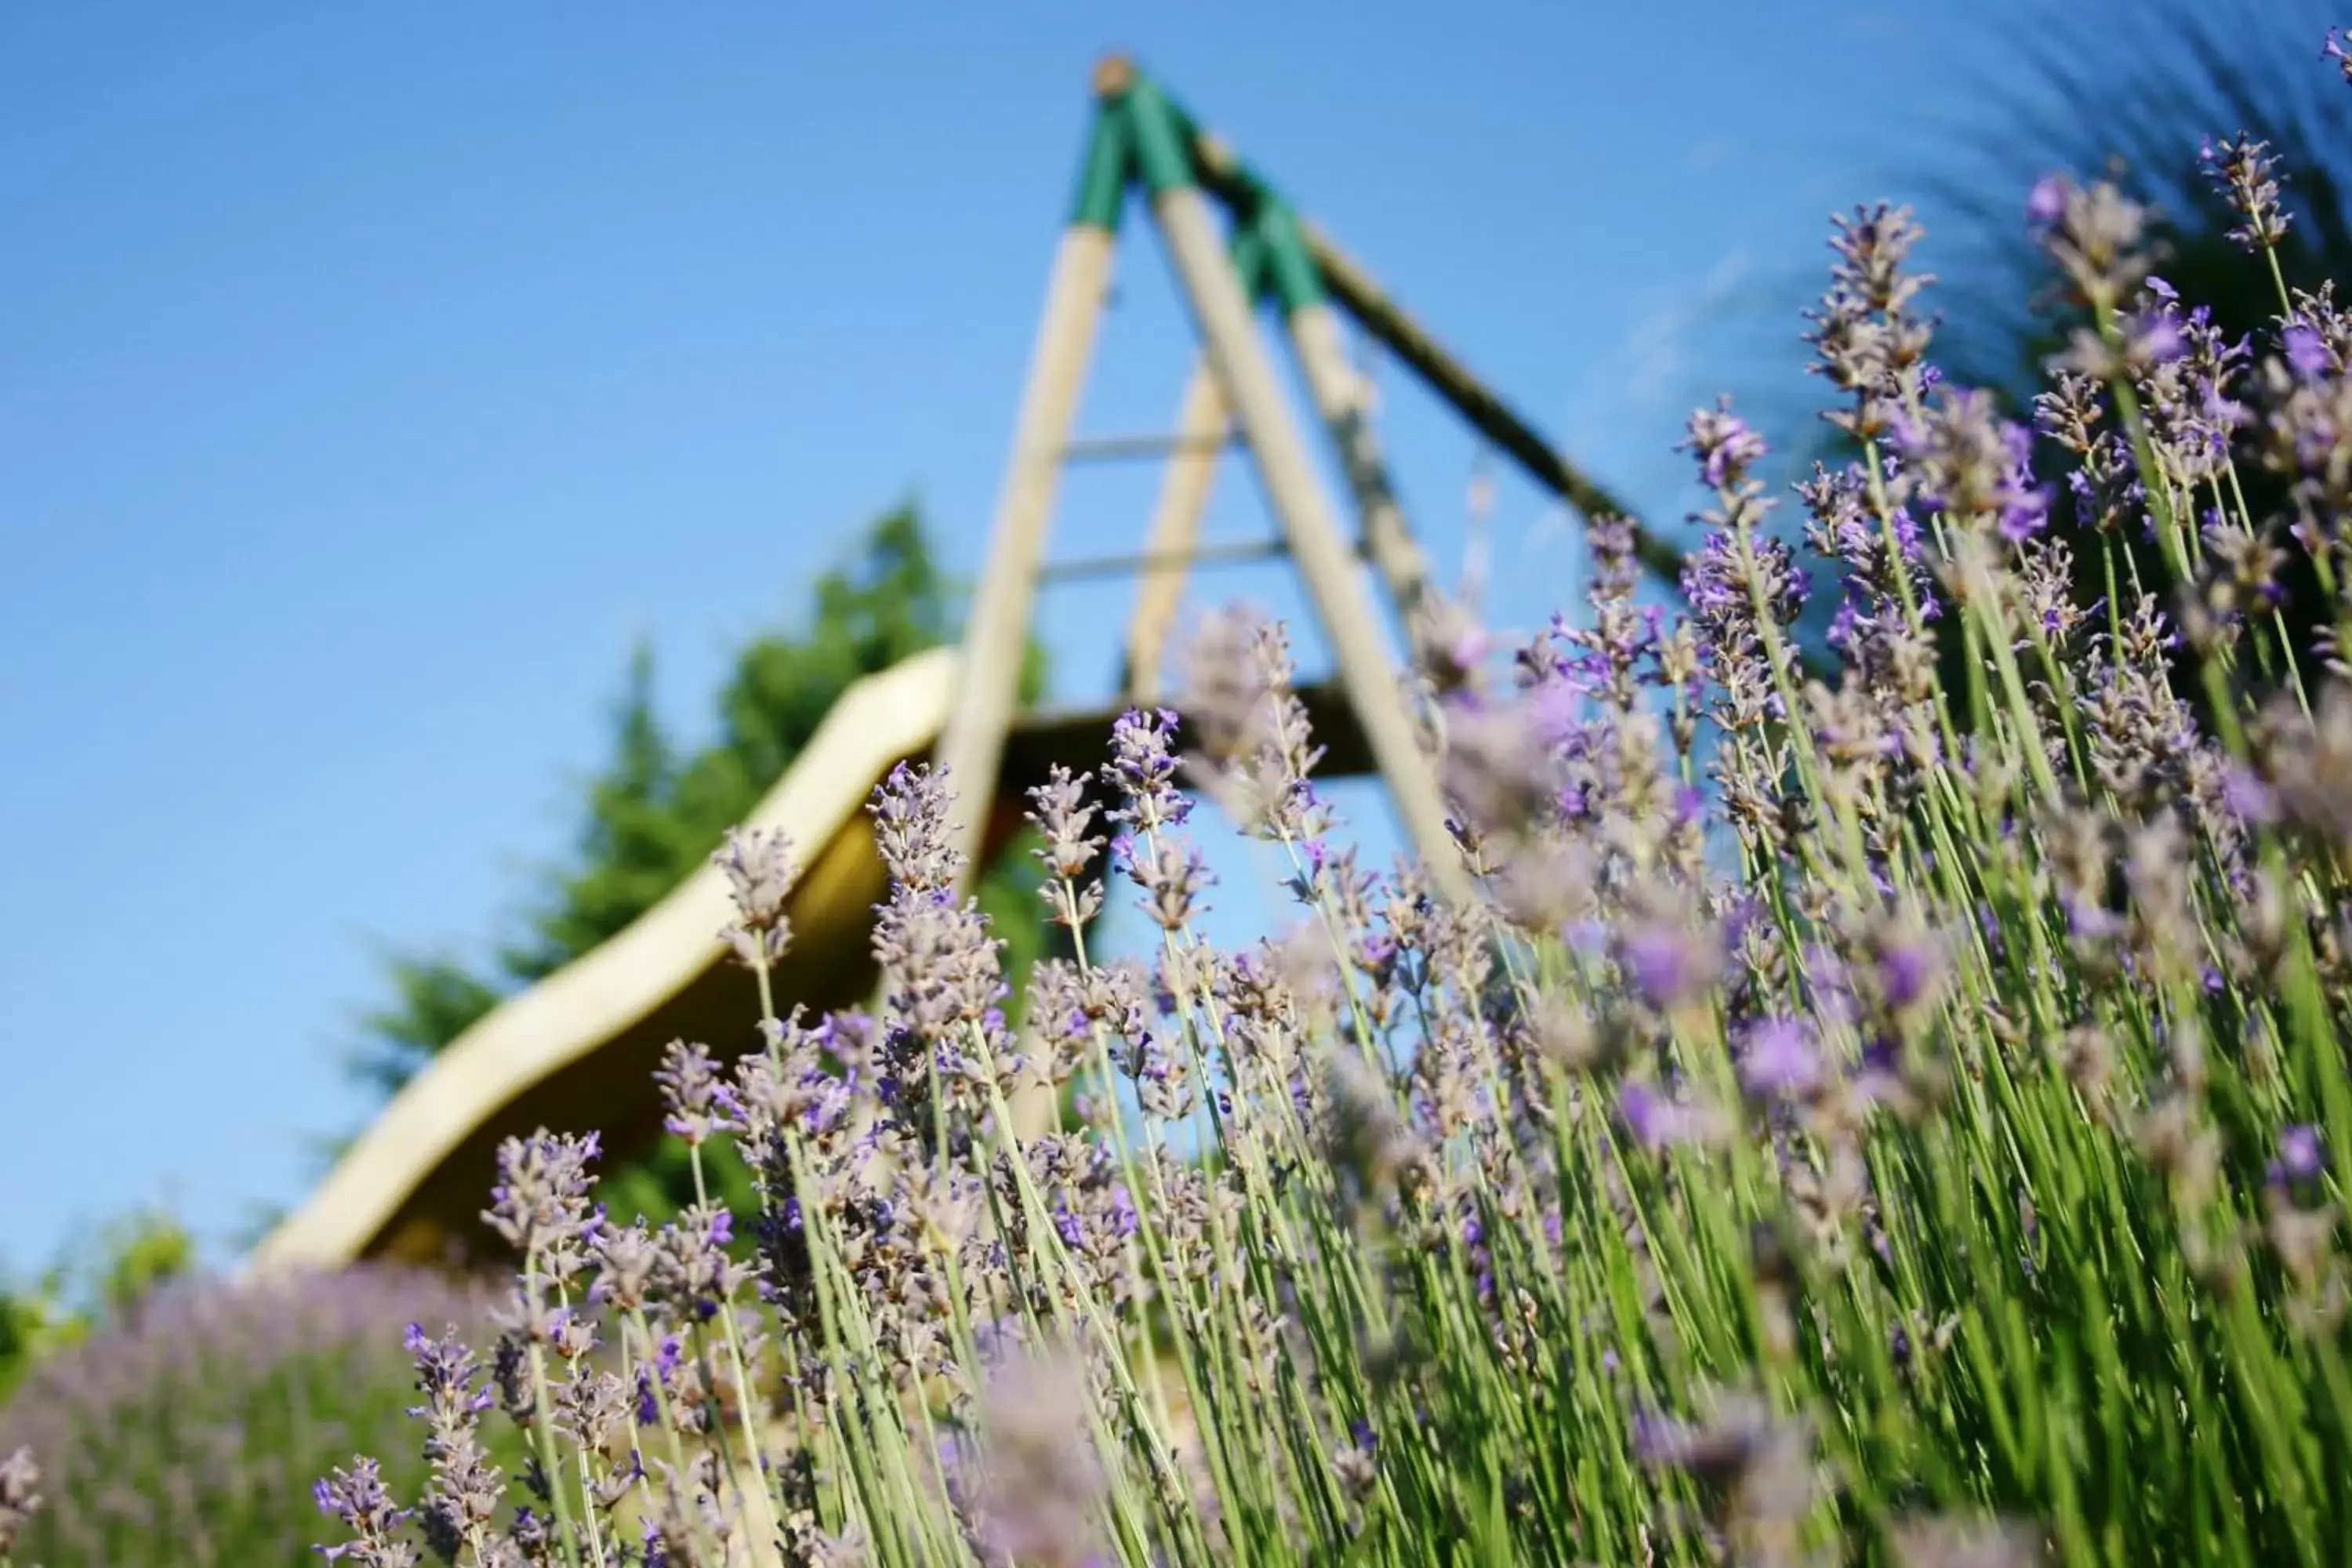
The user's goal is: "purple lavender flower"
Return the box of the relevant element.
[1886,1515,2045,1568]
[2285,322,2333,379]
[1876,934,1943,1014]
[632,1363,661,1428]
[1619,922,1719,1011]
[654,1038,743,1147]
[1740,1018,1824,1102]
[2031,173,2157,308]
[1629,1387,1817,1555]
[1027,764,1109,930]
[2199,134,2292,252]
[313,1457,416,1566]
[1436,688,1567,838]
[871,862,1010,1075]
[399,1323,504,1561]
[483,1129,604,1287]
[869,760,964,892]
[961,1347,1109,1568]
[1891,386,2049,544]
[2027,174,2068,228]
[1679,521,1807,724]
[1105,706,1191,832]
[652,1202,755,1322]
[1618,1081,1724,1152]
[1803,204,1936,441]
[712,823,799,967]
[1684,399,1769,491]
[1121,830,1213,932]
[2124,302,2186,368]
[2274,1124,2326,1186]
[0,1446,39,1559]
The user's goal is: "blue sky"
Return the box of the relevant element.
[2,2,2020,1276]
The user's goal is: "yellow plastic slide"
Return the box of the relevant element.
[252,649,963,1273]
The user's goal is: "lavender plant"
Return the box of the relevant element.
[273,45,2352,1565]
[0,1265,504,1567]
[0,1446,38,1568]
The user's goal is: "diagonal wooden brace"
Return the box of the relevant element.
[1147,183,1472,906]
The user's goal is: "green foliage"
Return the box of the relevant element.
[1839,0,2352,707]
[0,1281,67,1410]
[347,953,506,1103]
[0,1209,195,1408]
[1900,0,2352,412]
[88,1212,194,1323]
[345,502,1053,1225]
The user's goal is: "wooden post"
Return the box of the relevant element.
[1120,357,1230,704]
[1145,180,1472,906]
[935,223,1119,887]
[944,223,1114,1138]
[1282,296,1435,644]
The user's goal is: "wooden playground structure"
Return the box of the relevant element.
[252,53,1676,1274]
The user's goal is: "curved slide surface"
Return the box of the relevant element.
[252,649,961,1272]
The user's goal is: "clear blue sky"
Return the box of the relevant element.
[2,2,2021,1276]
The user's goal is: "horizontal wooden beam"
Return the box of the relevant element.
[1040,536,1287,583]
[1062,430,1243,463]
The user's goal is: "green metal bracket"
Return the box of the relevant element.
[1249,198,1325,315]
[1120,77,1196,198]
[1078,64,1276,306]
[1069,100,1133,232]
[1065,53,1697,605]
[1230,223,1272,303]
[1136,74,1320,312]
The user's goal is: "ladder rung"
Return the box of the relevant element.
[1038,538,1288,583]
[1061,431,1243,464]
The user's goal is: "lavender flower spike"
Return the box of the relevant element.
[483,1128,604,1291]
[1740,1018,1824,1102]
[2274,1124,2325,1186]
[0,1447,39,1559]
[313,1457,419,1567]
[1105,706,1191,832]
[402,1323,504,1563]
[869,759,964,891]
[967,1347,1110,1568]
[1618,1081,1727,1152]
[655,1038,742,1147]
[2200,134,2292,253]
[713,823,799,969]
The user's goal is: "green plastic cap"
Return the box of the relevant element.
[1068,100,1133,232]
[1121,76,1196,198]
[1251,199,1326,314]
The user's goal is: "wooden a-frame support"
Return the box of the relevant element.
[935,53,1690,907]
[243,50,1709,1282]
